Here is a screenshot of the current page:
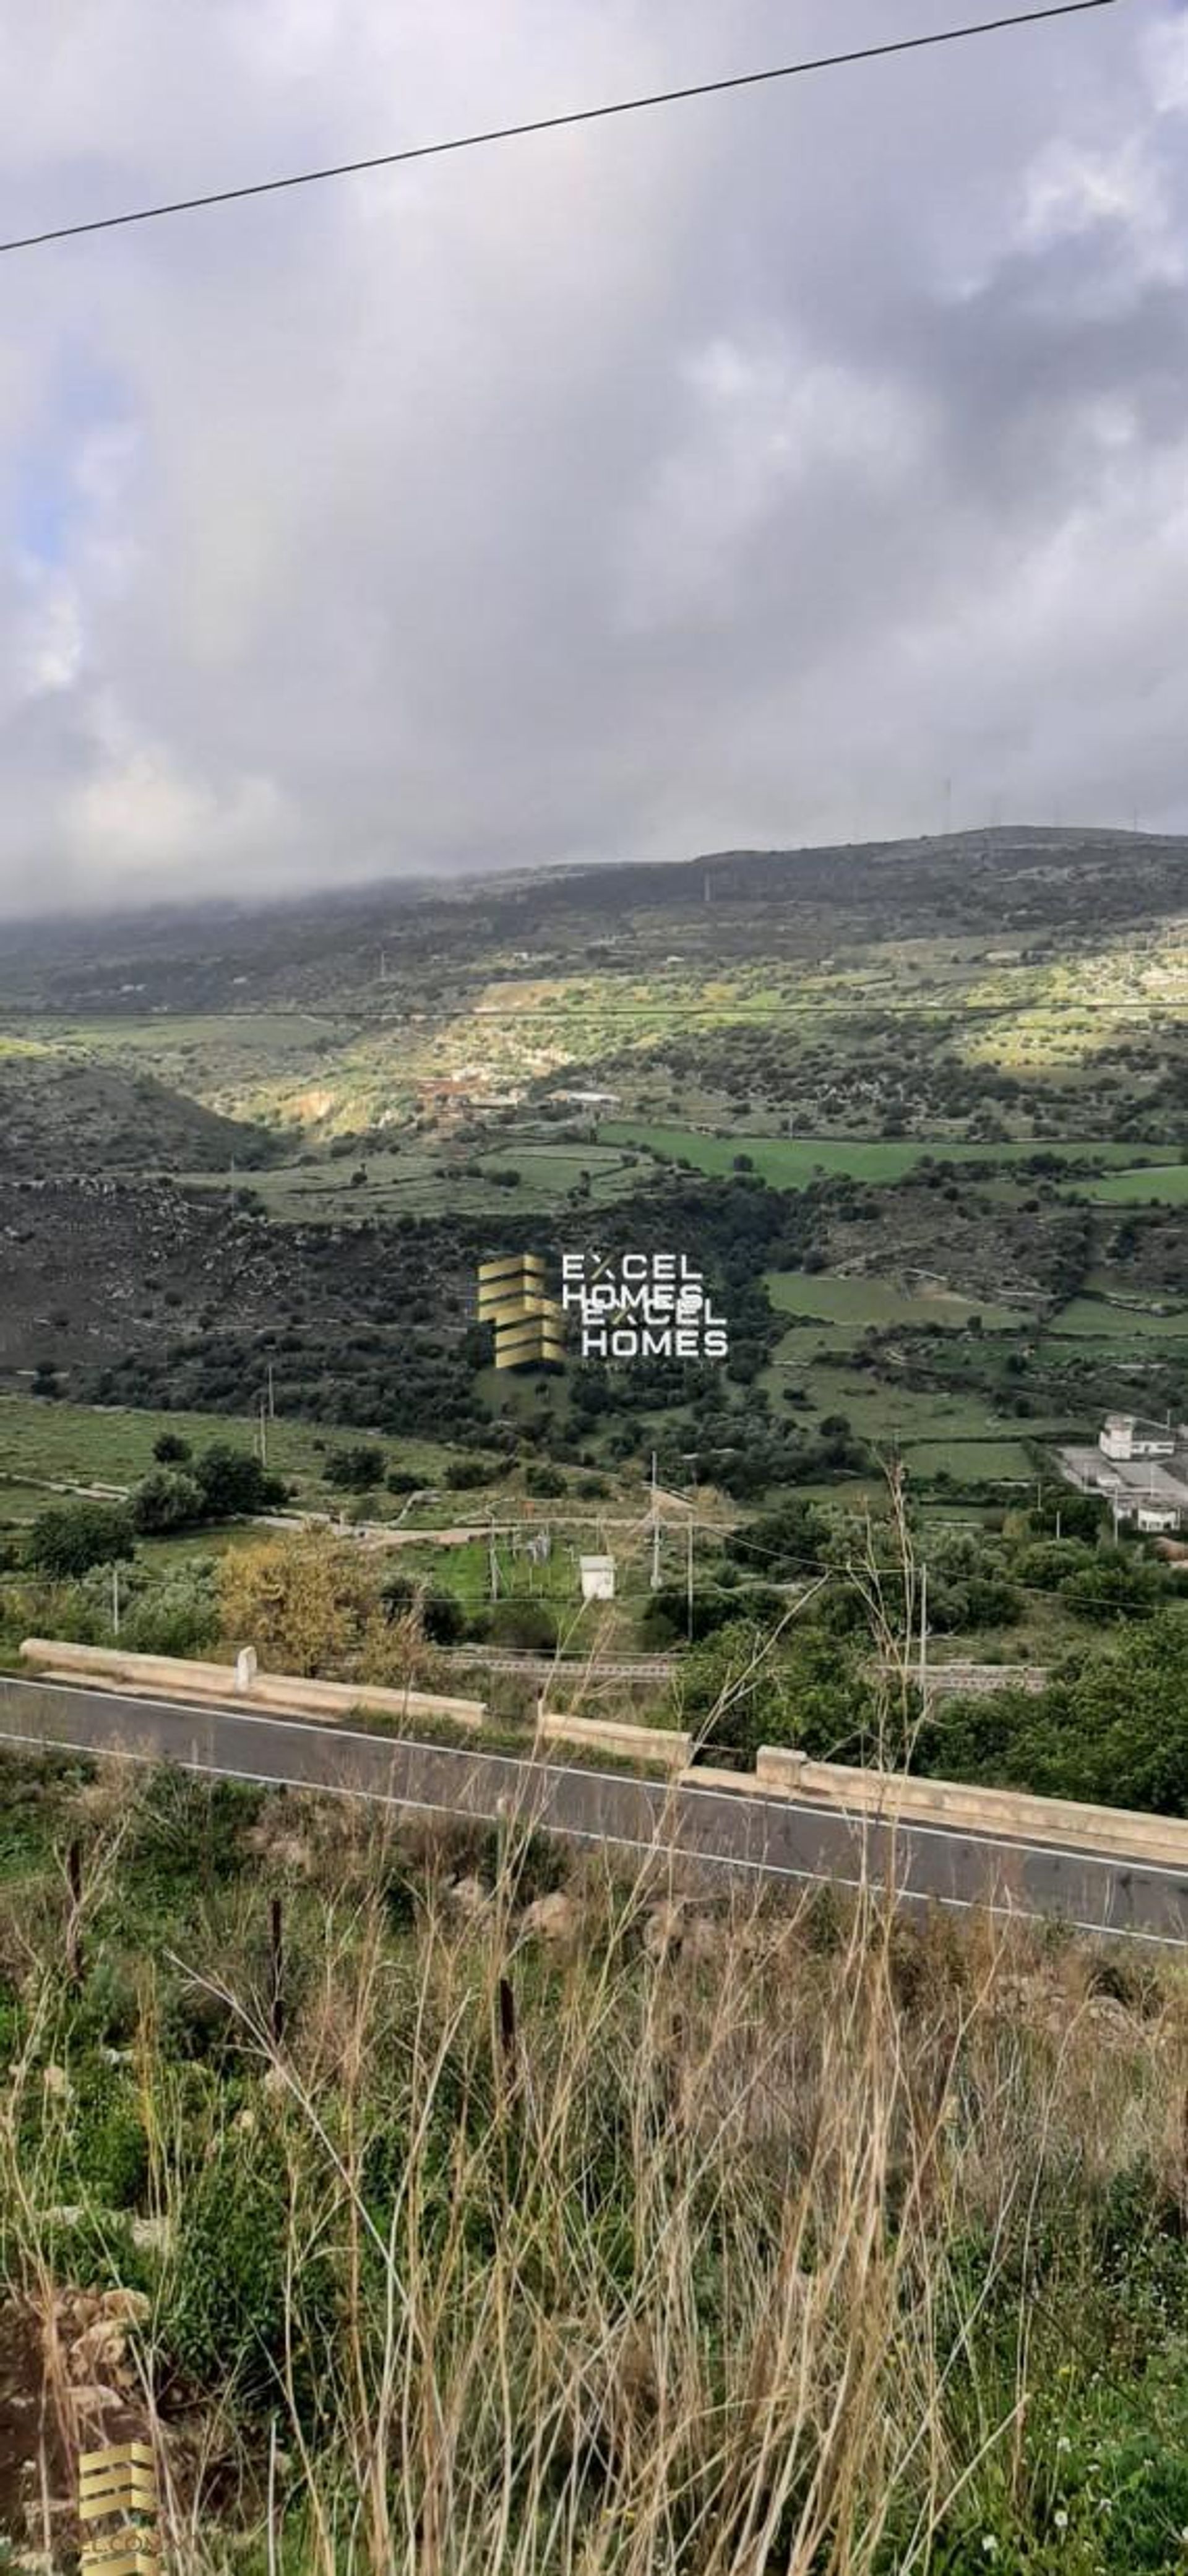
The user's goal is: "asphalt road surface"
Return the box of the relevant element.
[2,1675,1187,1948]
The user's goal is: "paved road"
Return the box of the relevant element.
[2,1676,1187,1948]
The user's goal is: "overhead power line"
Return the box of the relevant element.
[0,0,1125,258]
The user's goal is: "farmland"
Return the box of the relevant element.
[602,1121,1147,1190]
[765,1269,1036,1336]
[1,825,1186,1674]
[1072,1161,1188,1205]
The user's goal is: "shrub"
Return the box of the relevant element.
[131,1468,205,1535]
[523,1465,566,1498]
[484,1600,560,1653]
[27,1502,136,1579]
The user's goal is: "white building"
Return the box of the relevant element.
[1137,1504,1182,1535]
[1099,1415,1176,1463]
[579,1555,616,1602]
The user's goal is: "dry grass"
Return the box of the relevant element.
[1,1770,1182,2573]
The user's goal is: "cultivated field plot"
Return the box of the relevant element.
[775,1358,1059,1450]
[903,1438,1040,1484]
[1069,1163,1188,1205]
[1046,1297,1188,1343]
[183,1139,644,1221]
[0,1396,463,1503]
[601,1123,1147,1191]
[766,1270,1036,1336]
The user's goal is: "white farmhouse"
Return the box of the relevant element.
[1099,1415,1176,1463]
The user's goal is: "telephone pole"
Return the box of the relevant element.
[650,1453,661,1591]
[686,1519,695,1642]
[918,1562,928,1706]
[488,1510,500,1602]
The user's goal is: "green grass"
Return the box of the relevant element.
[601,1122,1147,1191]
[1068,1161,1188,1205]
[183,1140,643,1222]
[1047,1297,1188,1343]
[902,1438,1039,1484]
[770,1351,1083,1456]
[766,1270,1035,1335]
[0,1395,462,1503]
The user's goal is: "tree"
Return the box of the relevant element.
[218,1533,380,1676]
[524,1465,566,1498]
[324,1444,385,1493]
[919,1616,1188,1816]
[1060,1554,1163,1625]
[681,1619,871,1767]
[153,1431,193,1465]
[194,1445,285,1520]
[131,1468,205,1537]
[481,1599,559,1653]
[381,1572,465,1645]
[27,1502,136,1580]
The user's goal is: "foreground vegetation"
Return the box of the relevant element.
[3,1752,1188,2572]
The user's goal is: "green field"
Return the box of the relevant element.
[0,1396,467,1505]
[601,1123,1147,1191]
[903,1439,1039,1484]
[765,1337,1083,1458]
[184,1139,644,1222]
[1047,1297,1188,1343]
[766,1270,1035,1336]
[1069,1162,1188,1205]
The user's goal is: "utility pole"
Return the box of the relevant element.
[686,1519,695,1643]
[918,1562,928,1706]
[488,1510,500,1603]
[650,1453,661,1592]
[267,1362,276,1420]
[111,1564,121,1639]
[257,1397,269,1469]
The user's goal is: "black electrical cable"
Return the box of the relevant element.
[0,1,1126,257]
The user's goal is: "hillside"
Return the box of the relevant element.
[0,1048,278,1175]
[1,824,1186,1742]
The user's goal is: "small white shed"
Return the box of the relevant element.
[579,1555,616,1603]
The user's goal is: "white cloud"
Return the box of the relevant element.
[0,0,1182,915]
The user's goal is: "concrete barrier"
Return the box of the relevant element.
[679,1764,768,1798]
[20,1640,486,1731]
[536,1708,692,1772]
[755,1746,1188,1869]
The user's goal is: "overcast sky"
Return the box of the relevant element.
[0,0,1184,915]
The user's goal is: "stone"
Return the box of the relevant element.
[644,1902,687,1960]
[521,1892,578,1943]
[449,1876,491,1918]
